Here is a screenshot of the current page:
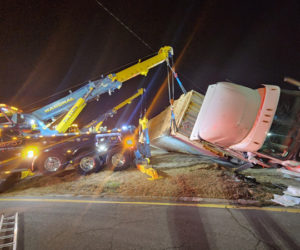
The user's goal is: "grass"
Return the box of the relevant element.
[103,181,121,193]
[0,153,288,204]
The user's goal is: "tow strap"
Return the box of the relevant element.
[166,59,186,133]
[167,58,187,95]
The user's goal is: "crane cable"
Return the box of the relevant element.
[171,57,175,100]
[167,60,177,133]
[24,0,158,111]
[95,0,154,52]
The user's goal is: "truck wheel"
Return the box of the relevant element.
[107,149,131,171]
[77,154,104,175]
[38,153,66,175]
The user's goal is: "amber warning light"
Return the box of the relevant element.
[123,137,135,149]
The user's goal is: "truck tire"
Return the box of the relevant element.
[107,149,132,171]
[76,154,104,175]
[37,152,66,175]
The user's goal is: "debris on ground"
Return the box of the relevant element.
[277,168,300,181]
[272,194,300,207]
[242,168,300,189]
[285,186,300,197]
[272,185,300,207]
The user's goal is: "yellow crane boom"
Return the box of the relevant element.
[112,88,144,112]
[83,88,145,132]
[55,46,173,133]
[108,46,173,83]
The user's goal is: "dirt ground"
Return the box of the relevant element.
[1,151,297,205]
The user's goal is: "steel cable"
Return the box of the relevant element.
[95,0,154,52]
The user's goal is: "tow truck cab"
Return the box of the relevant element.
[191,82,300,169]
[0,104,40,177]
[0,128,35,180]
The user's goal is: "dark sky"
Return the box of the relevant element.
[0,0,299,127]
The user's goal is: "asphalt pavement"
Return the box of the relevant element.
[0,197,299,250]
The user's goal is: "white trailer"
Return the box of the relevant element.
[149,82,300,172]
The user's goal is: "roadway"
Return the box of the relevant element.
[0,197,299,250]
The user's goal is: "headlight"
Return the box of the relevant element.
[97,144,108,152]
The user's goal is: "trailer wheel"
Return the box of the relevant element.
[76,154,104,175]
[107,149,131,171]
[37,152,66,175]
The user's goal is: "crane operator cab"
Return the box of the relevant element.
[0,104,41,134]
[0,104,23,127]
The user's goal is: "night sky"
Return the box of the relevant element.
[0,0,299,127]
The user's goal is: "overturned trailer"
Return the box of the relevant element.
[148,90,217,157]
[149,82,300,172]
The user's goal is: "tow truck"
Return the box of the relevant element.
[0,103,137,177]
[0,46,174,177]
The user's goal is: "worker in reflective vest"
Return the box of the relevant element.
[135,116,151,164]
